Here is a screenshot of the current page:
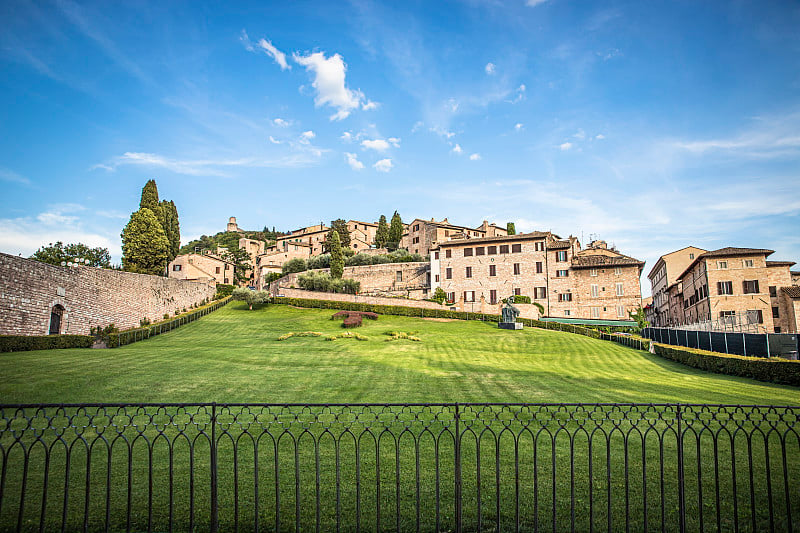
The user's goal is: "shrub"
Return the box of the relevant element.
[297,271,359,294]
[342,315,363,328]
[215,284,234,299]
[431,287,447,304]
[332,311,378,321]
[263,272,283,285]
[653,344,800,386]
[277,331,323,341]
[163,313,170,320]
[139,318,151,327]
[282,258,307,275]
[0,335,94,352]
[503,295,531,304]
[326,331,368,341]
[232,287,270,310]
[307,254,331,270]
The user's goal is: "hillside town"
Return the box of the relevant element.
[166,216,800,334]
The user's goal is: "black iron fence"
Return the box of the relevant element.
[643,327,799,359]
[1,403,798,532]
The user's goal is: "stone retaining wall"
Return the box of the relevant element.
[0,252,216,335]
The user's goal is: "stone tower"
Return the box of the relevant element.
[227,217,242,233]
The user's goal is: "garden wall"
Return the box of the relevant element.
[0,252,216,336]
[276,262,430,298]
[276,288,445,311]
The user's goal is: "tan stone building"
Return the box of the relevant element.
[276,224,329,256]
[647,246,707,327]
[671,247,800,333]
[430,233,644,321]
[347,220,378,252]
[253,241,312,289]
[402,218,509,257]
[169,253,235,285]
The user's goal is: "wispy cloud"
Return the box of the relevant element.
[559,142,572,151]
[273,118,291,127]
[293,51,367,121]
[469,153,481,161]
[526,0,549,6]
[0,168,31,186]
[362,139,390,151]
[241,30,290,70]
[485,62,496,75]
[452,144,463,154]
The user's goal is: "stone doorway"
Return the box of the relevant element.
[49,304,64,335]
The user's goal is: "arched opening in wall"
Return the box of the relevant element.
[49,305,65,335]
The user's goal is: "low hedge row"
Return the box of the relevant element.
[654,344,800,386]
[0,335,94,353]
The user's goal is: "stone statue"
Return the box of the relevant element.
[499,295,523,329]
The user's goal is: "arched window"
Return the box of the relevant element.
[49,304,65,335]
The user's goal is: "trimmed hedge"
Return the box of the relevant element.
[0,335,94,353]
[654,344,800,386]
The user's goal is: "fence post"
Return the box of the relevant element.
[709,331,713,352]
[724,333,729,354]
[454,403,462,533]
[766,333,771,358]
[676,404,686,533]
[742,333,747,357]
[210,403,219,533]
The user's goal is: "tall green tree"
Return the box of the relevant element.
[329,230,344,279]
[139,180,161,214]
[375,215,389,248]
[121,208,170,275]
[506,222,516,235]
[159,200,180,261]
[388,211,403,251]
[222,247,252,286]
[30,242,111,267]
[325,219,350,251]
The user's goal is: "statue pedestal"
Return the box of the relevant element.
[498,322,523,330]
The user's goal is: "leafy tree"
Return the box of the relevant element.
[325,219,350,252]
[232,287,270,310]
[222,247,252,285]
[121,208,170,275]
[30,242,111,268]
[388,211,403,251]
[282,258,307,275]
[263,272,283,285]
[629,306,649,330]
[375,215,389,248]
[506,222,516,235]
[329,230,344,279]
[431,287,447,304]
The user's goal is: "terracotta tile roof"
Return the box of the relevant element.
[571,253,645,269]
[782,286,800,298]
[548,240,572,250]
[434,231,550,248]
[766,260,797,267]
[701,247,774,258]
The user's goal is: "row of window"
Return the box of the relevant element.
[716,259,755,269]
[716,280,760,296]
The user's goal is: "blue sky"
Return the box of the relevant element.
[1,0,799,294]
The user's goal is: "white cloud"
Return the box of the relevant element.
[452,144,463,154]
[508,84,526,104]
[469,153,481,161]
[89,163,113,171]
[273,118,291,127]
[239,29,255,52]
[258,38,290,70]
[361,139,390,151]
[299,130,315,144]
[293,51,366,121]
[373,158,393,172]
[595,134,605,140]
[341,131,353,142]
[362,100,379,110]
[559,142,573,151]
[526,0,549,6]
[485,62,496,75]
[387,137,401,147]
[430,126,455,139]
[344,152,364,170]
[515,123,524,132]
[103,150,323,176]
[268,136,282,144]
[573,129,586,140]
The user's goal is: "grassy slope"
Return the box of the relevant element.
[0,303,796,405]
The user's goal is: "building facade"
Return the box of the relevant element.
[168,253,236,285]
[647,246,707,327]
[430,233,644,321]
[402,218,508,257]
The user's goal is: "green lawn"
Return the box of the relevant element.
[1,303,798,531]
[0,302,797,404]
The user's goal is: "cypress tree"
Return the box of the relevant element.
[121,208,170,275]
[140,180,160,213]
[375,215,389,248]
[159,200,181,261]
[507,222,516,235]
[329,230,344,279]
[388,211,403,251]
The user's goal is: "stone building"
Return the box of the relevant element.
[347,220,378,252]
[276,224,329,256]
[227,216,244,233]
[430,233,644,321]
[1,253,215,336]
[670,247,800,333]
[169,253,236,285]
[647,246,707,326]
[401,218,508,257]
